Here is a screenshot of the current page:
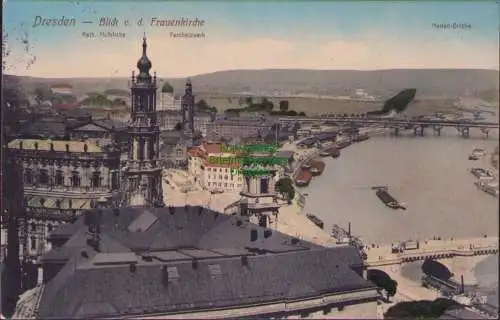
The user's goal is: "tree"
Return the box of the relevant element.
[196,99,209,109]
[384,298,459,319]
[386,279,398,297]
[162,82,174,93]
[245,96,253,106]
[279,100,289,112]
[275,177,295,204]
[288,110,298,116]
[298,111,306,116]
[367,269,398,300]
[261,97,274,111]
[34,86,54,102]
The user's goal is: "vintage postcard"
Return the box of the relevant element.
[2,1,499,319]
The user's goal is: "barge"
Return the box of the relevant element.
[353,133,370,143]
[331,148,340,158]
[474,181,499,197]
[295,169,312,187]
[306,213,324,229]
[309,159,325,176]
[301,163,312,170]
[470,168,494,180]
[372,186,406,210]
[336,140,352,149]
[320,147,338,157]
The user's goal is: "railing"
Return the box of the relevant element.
[365,243,499,267]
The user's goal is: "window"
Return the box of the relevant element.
[111,171,119,190]
[224,175,228,180]
[38,169,49,184]
[30,237,36,250]
[31,223,36,232]
[224,183,227,188]
[47,224,53,232]
[218,175,222,180]
[71,171,81,187]
[55,170,64,185]
[24,169,33,184]
[91,172,101,188]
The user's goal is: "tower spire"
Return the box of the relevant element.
[142,33,147,55]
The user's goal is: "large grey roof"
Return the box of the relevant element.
[38,205,374,319]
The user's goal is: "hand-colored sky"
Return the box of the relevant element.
[3,0,499,78]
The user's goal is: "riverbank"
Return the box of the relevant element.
[162,181,335,247]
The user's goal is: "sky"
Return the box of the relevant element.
[3,0,499,78]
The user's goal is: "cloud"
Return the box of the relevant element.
[4,32,499,78]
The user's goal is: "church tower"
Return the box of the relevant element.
[181,79,195,146]
[122,36,164,207]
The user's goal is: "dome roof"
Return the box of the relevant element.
[136,36,152,77]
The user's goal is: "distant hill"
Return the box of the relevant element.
[4,68,498,99]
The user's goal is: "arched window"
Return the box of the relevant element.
[111,171,119,190]
[38,169,49,185]
[55,170,64,185]
[47,224,53,232]
[91,171,101,188]
[71,171,80,187]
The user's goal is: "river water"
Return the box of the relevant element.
[301,117,499,305]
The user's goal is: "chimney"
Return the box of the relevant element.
[461,275,465,294]
[129,263,137,273]
[241,256,249,266]
[264,229,272,238]
[291,237,300,245]
[348,222,351,237]
[250,229,258,242]
[169,206,175,215]
[162,266,168,286]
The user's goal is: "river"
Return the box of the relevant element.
[301,117,498,305]
[303,127,498,245]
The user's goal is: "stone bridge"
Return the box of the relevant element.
[364,237,499,268]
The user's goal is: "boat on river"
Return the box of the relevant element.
[306,213,324,229]
[372,186,406,210]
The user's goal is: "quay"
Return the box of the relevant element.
[363,237,499,268]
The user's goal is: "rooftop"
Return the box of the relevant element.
[8,139,103,153]
[37,205,373,319]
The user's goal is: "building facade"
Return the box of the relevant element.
[157,110,213,137]
[187,141,285,194]
[7,139,121,258]
[121,37,164,208]
[181,80,195,146]
[207,117,278,141]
